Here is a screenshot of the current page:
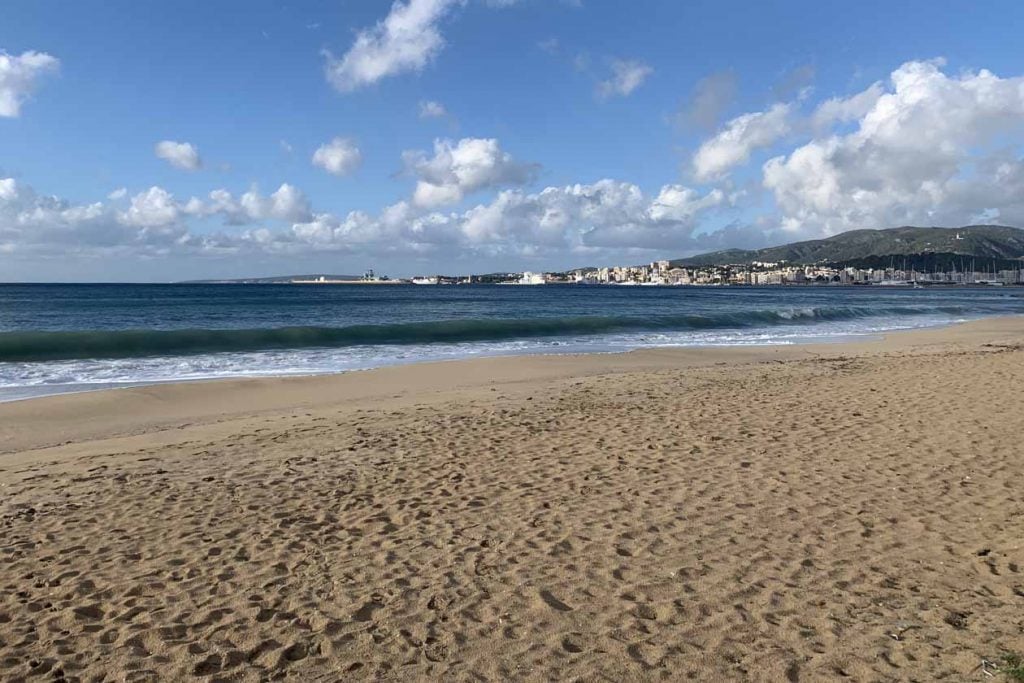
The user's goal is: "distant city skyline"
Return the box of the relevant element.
[3,0,1024,281]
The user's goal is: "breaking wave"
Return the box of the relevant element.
[0,305,971,362]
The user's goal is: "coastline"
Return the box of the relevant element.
[0,314,960,406]
[2,315,1023,680]
[4,284,1020,405]
[0,315,1019,458]
[1,314,1021,457]
[0,329,893,406]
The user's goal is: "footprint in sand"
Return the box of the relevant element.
[561,634,585,653]
[538,590,572,612]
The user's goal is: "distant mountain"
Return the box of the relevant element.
[181,274,361,284]
[672,226,1024,268]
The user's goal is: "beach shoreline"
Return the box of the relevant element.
[2,315,1023,680]
[0,315,1020,457]
[5,283,1020,407]
[0,323,901,406]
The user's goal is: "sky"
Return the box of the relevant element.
[2,0,1024,281]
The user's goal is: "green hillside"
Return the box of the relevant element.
[672,226,1024,268]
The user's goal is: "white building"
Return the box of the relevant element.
[518,272,546,285]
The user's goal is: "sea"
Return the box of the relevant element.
[1,283,1022,402]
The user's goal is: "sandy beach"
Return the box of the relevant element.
[2,317,1023,681]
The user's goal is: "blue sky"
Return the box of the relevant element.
[2,0,1024,281]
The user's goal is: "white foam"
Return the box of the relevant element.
[0,312,973,402]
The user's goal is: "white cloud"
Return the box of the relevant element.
[323,0,462,92]
[0,50,60,117]
[254,184,313,223]
[107,187,128,200]
[189,183,314,224]
[8,59,1024,268]
[294,179,724,254]
[154,140,202,171]
[121,187,181,228]
[0,179,185,252]
[0,178,17,201]
[282,179,724,254]
[649,185,725,223]
[597,59,653,99]
[418,99,447,118]
[0,173,725,260]
[312,137,362,176]
[692,103,792,181]
[403,137,536,208]
[763,59,1024,234]
[811,81,885,129]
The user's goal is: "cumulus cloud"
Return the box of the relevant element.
[239,184,313,223]
[418,99,447,118]
[154,140,202,171]
[0,50,60,117]
[811,81,885,129]
[311,137,362,176]
[121,187,181,228]
[8,59,1024,268]
[0,177,16,201]
[692,103,792,181]
[403,137,536,208]
[286,179,724,254]
[649,185,725,223]
[763,59,1024,234]
[0,179,323,260]
[597,59,653,99]
[323,0,462,92]
[188,184,314,224]
[0,173,725,260]
[0,179,186,252]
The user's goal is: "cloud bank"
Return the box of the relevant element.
[4,60,1024,272]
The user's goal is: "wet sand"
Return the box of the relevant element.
[2,318,1023,681]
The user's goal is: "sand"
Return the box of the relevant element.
[2,318,1023,682]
